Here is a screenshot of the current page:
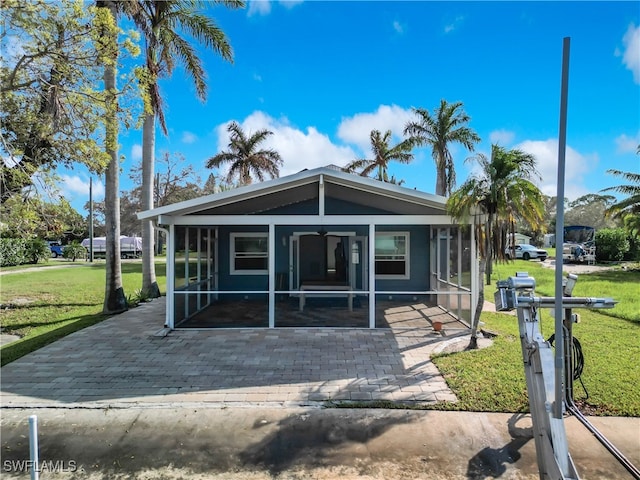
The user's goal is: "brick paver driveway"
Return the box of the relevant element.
[1,299,470,407]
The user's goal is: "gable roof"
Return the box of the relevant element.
[138,166,447,220]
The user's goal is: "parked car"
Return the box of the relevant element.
[505,244,548,261]
[47,241,64,258]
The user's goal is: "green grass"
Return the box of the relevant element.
[0,262,166,366]
[433,259,640,416]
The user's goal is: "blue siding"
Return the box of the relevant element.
[260,197,394,215]
[261,198,318,215]
[325,197,394,215]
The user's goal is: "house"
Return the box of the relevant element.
[509,233,531,245]
[137,166,477,330]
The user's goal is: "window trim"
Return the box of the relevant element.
[375,231,410,280]
[230,232,268,275]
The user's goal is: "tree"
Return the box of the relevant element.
[206,121,282,185]
[130,0,242,299]
[342,129,414,183]
[202,172,236,195]
[1,0,111,203]
[95,1,127,314]
[564,194,619,230]
[602,169,640,226]
[0,194,86,240]
[404,99,480,196]
[447,144,544,349]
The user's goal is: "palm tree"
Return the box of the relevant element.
[96,0,127,314]
[447,144,544,349]
[131,0,242,298]
[206,121,282,186]
[343,129,414,182]
[404,100,480,196]
[602,168,640,240]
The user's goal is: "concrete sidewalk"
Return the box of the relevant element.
[1,407,638,479]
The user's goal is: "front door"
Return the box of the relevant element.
[289,233,360,290]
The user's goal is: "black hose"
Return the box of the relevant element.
[548,333,640,479]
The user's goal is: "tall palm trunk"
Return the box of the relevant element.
[101,0,127,314]
[435,159,447,197]
[141,112,160,298]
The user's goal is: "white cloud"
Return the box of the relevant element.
[247,1,272,16]
[489,129,515,146]
[248,1,302,17]
[615,132,640,153]
[181,131,198,144]
[515,139,597,201]
[131,144,142,161]
[444,16,464,34]
[337,105,415,154]
[280,0,303,10]
[60,175,105,199]
[214,111,357,177]
[618,23,640,84]
[393,20,405,34]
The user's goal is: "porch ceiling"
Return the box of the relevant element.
[196,182,318,215]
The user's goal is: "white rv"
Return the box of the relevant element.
[81,236,142,259]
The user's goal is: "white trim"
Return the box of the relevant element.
[268,224,275,328]
[197,229,202,311]
[471,225,478,316]
[230,232,269,275]
[167,224,175,329]
[160,214,461,226]
[368,224,376,329]
[374,231,410,280]
[319,174,325,216]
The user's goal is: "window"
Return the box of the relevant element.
[230,233,268,274]
[375,232,409,278]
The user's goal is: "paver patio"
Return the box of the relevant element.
[0,298,472,407]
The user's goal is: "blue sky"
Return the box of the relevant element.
[61,1,640,216]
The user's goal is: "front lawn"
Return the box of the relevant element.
[433,260,640,416]
[0,262,166,366]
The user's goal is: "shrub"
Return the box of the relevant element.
[625,235,640,261]
[26,239,50,264]
[63,242,87,261]
[595,228,630,262]
[0,238,27,266]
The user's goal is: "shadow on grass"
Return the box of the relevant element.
[0,313,107,366]
[0,302,98,311]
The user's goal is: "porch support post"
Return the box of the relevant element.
[368,223,376,329]
[268,223,275,328]
[319,174,325,216]
[470,223,478,320]
[167,223,175,329]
